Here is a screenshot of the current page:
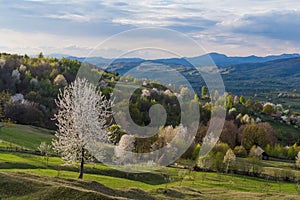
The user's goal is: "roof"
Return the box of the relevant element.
[255,146,265,155]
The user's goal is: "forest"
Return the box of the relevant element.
[0,53,300,199]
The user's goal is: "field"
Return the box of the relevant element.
[245,91,300,113]
[0,124,300,199]
[0,124,54,150]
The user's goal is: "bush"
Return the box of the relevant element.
[265,144,288,159]
[192,143,201,160]
[196,143,229,172]
[223,148,236,173]
[5,102,45,127]
[247,156,262,175]
[247,145,263,176]
[296,151,300,169]
[213,152,225,172]
[234,146,247,157]
[211,143,230,172]
[53,74,67,87]
[212,143,230,155]
[241,124,270,150]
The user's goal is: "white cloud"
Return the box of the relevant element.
[46,14,93,23]
[219,10,300,42]
[0,29,103,56]
[1,0,300,56]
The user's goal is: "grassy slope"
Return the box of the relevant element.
[0,124,300,199]
[246,91,300,113]
[0,151,300,199]
[1,167,300,199]
[0,123,54,150]
[0,172,156,200]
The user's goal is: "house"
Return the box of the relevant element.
[262,151,269,160]
[254,145,269,160]
[281,116,288,121]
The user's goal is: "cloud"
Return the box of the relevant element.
[0,28,104,56]
[46,14,93,23]
[219,10,300,42]
[1,0,300,56]
[0,0,134,36]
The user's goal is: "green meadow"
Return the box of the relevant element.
[0,124,299,199]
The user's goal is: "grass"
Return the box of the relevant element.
[1,167,300,199]
[247,114,300,145]
[246,91,300,113]
[0,172,157,200]
[0,123,54,150]
[1,151,300,199]
[269,120,300,145]
[0,124,300,199]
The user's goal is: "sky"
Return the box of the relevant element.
[1,0,300,58]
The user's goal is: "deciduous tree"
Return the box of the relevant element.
[223,148,236,173]
[0,91,10,123]
[201,86,208,99]
[241,124,269,150]
[38,142,52,166]
[52,78,113,179]
[296,151,300,169]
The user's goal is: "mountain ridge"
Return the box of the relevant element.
[47,52,300,68]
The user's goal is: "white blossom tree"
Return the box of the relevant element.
[52,77,113,179]
[151,125,188,165]
[296,151,300,169]
[223,148,236,173]
[114,134,136,165]
[38,142,52,166]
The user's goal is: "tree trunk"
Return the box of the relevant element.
[226,162,229,173]
[78,147,84,179]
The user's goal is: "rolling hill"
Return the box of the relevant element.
[188,52,300,67]
[99,56,300,95]
[0,123,54,150]
[56,52,300,94]
[50,52,300,68]
[222,57,300,94]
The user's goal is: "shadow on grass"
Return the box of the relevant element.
[0,162,41,169]
[0,160,167,185]
[0,172,158,200]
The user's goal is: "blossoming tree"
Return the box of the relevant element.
[52,78,113,179]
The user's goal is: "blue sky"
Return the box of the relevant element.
[1,0,300,58]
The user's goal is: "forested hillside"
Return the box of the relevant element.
[0,53,300,156]
[0,53,83,129]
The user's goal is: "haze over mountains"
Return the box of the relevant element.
[222,56,300,94]
[48,52,300,68]
[48,52,300,94]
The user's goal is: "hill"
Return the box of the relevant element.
[0,172,157,200]
[188,52,300,67]
[51,52,300,68]
[0,154,299,199]
[101,56,300,95]
[0,123,54,150]
[222,57,300,94]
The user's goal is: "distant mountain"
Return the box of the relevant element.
[49,52,300,68]
[222,57,300,94]
[46,53,71,59]
[68,56,112,67]
[67,56,144,67]
[187,52,300,67]
[108,56,300,94]
[46,53,300,94]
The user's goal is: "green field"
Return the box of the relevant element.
[245,91,300,113]
[1,153,300,199]
[0,124,300,199]
[0,123,54,150]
